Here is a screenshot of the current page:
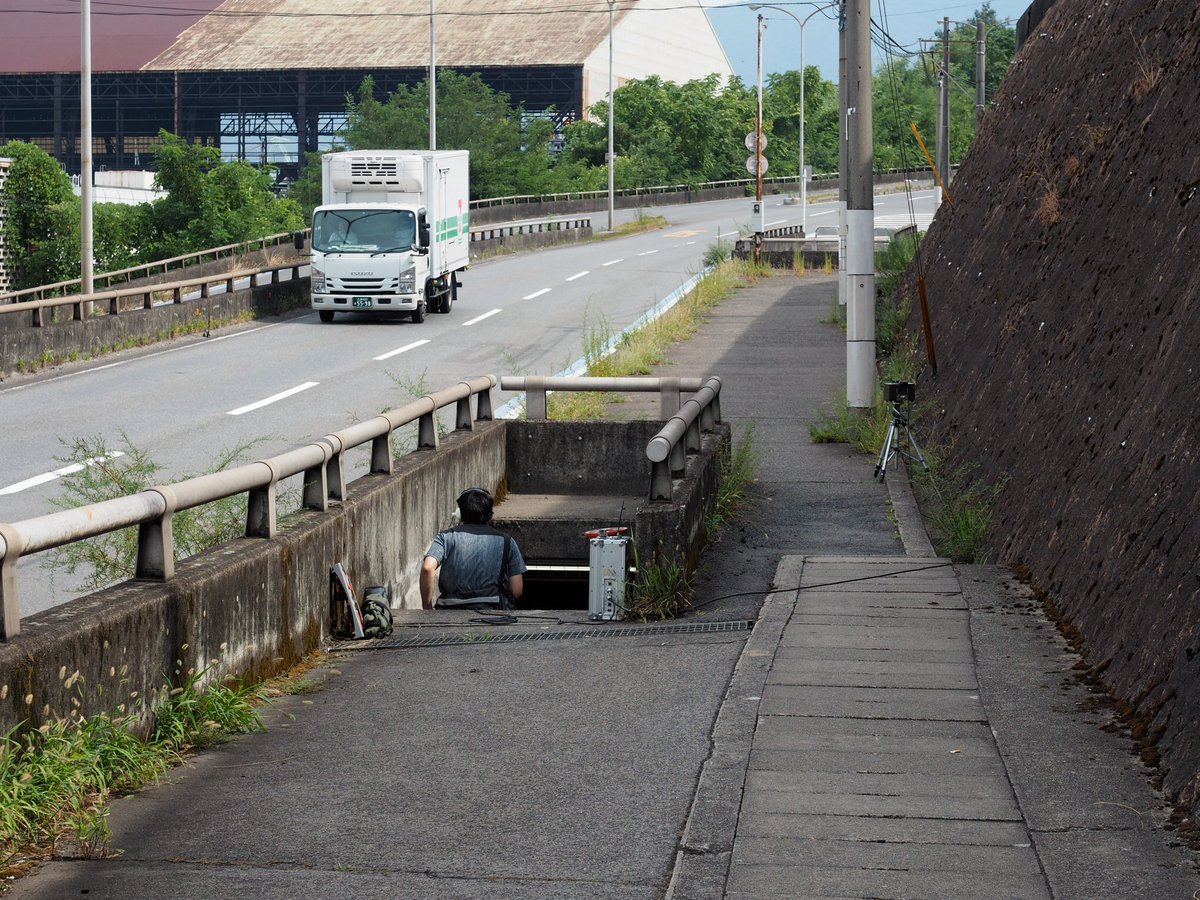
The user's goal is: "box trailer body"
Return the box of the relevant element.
[310,150,469,322]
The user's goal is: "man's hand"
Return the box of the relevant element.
[419,556,439,609]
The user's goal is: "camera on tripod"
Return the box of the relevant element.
[883,381,916,404]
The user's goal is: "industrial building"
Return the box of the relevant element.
[0,0,733,181]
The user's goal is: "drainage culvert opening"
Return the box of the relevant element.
[520,565,590,610]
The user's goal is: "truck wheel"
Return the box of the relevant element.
[318,310,335,323]
[411,299,426,324]
[441,278,456,314]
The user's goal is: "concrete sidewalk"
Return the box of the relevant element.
[10,273,1198,898]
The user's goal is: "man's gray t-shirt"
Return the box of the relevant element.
[425,525,527,600]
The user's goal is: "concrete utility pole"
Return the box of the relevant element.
[80,0,94,301]
[975,20,987,126]
[429,0,436,150]
[844,0,874,408]
[936,16,950,192]
[837,0,847,306]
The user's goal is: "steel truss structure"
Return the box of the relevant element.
[0,65,583,180]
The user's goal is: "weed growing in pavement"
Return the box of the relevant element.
[624,545,694,621]
[386,368,453,456]
[705,422,760,534]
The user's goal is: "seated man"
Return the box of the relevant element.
[420,487,526,610]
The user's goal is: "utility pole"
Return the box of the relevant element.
[844,0,873,408]
[836,0,847,306]
[936,16,950,193]
[607,0,615,233]
[975,20,987,127]
[754,14,765,262]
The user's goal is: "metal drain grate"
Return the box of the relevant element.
[339,619,753,650]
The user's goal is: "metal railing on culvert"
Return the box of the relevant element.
[499,374,723,502]
[0,376,497,641]
[0,230,310,305]
[468,217,592,241]
[0,262,307,327]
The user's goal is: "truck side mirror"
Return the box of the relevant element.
[419,222,430,248]
[294,231,306,251]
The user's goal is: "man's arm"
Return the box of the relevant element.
[420,556,440,609]
[507,573,524,600]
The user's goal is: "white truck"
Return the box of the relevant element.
[309,149,470,323]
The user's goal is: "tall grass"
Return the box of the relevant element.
[0,669,262,868]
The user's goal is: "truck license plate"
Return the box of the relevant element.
[352,297,372,308]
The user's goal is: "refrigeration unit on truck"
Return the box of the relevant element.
[309,149,470,323]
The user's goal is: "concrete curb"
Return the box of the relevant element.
[665,555,805,900]
[885,458,938,558]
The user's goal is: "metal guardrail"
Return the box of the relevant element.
[499,375,723,502]
[0,230,308,305]
[0,375,497,640]
[469,217,591,241]
[1,262,305,327]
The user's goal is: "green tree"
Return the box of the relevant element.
[0,140,76,288]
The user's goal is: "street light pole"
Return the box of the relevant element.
[607,0,615,233]
[750,2,837,237]
[80,0,94,301]
[429,0,436,150]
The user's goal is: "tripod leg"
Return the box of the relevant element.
[875,423,896,480]
[904,425,931,472]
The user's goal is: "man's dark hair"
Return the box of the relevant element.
[457,487,494,524]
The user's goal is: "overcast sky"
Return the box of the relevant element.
[704,0,1030,84]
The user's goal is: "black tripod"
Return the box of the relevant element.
[874,398,929,482]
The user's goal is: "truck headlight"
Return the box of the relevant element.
[311,267,326,293]
[398,266,415,294]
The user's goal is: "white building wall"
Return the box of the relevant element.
[0,158,11,295]
[580,0,733,114]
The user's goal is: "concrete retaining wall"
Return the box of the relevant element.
[0,277,311,377]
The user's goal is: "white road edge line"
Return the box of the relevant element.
[227,381,319,416]
[523,288,551,300]
[0,452,127,496]
[565,271,589,282]
[637,249,659,256]
[602,259,623,266]
[374,339,430,361]
[461,309,502,326]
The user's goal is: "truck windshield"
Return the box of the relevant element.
[312,209,417,253]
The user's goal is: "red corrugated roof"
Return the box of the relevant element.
[0,0,223,73]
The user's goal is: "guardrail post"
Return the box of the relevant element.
[31,306,43,328]
[0,525,25,640]
[226,277,235,295]
[525,376,547,420]
[72,299,83,321]
[660,377,681,419]
[143,290,153,310]
[135,486,177,581]
[370,432,393,474]
[271,267,280,285]
[173,286,183,304]
[650,460,674,501]
[686,414,702,453]
[418,405,439,449]
[302,442,331,512]
[670,439,687,476]
[455,397,472,430]
[246,462,278,538]
[109,294,119,315]
[322,436,347,501]
[476,386,493,421]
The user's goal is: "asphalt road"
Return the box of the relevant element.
[0,189,936,617]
